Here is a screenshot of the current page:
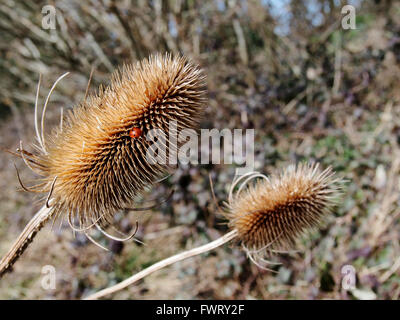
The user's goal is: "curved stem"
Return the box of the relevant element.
[84,229,238,300]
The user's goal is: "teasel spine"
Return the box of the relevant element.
[0,71,66,277]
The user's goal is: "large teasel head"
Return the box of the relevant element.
[224,163,341,266]
[0,54,206,277]
[21,53,207,233]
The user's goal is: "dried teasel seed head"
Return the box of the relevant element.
[225,163,342,258]
[0,54,207,277]
[30,53,207,229]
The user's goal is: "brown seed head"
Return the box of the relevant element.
[30,53,207,228]
[225,163,341,255]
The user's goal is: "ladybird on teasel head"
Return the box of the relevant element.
[0,53,207,277]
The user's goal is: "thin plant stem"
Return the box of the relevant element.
[0,205,53,277]
[85,229,238,300]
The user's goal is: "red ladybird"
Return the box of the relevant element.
[129,127,142,138]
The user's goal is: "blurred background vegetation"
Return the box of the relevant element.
[0,0,399,299]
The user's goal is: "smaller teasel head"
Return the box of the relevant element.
[224,163,342,265]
